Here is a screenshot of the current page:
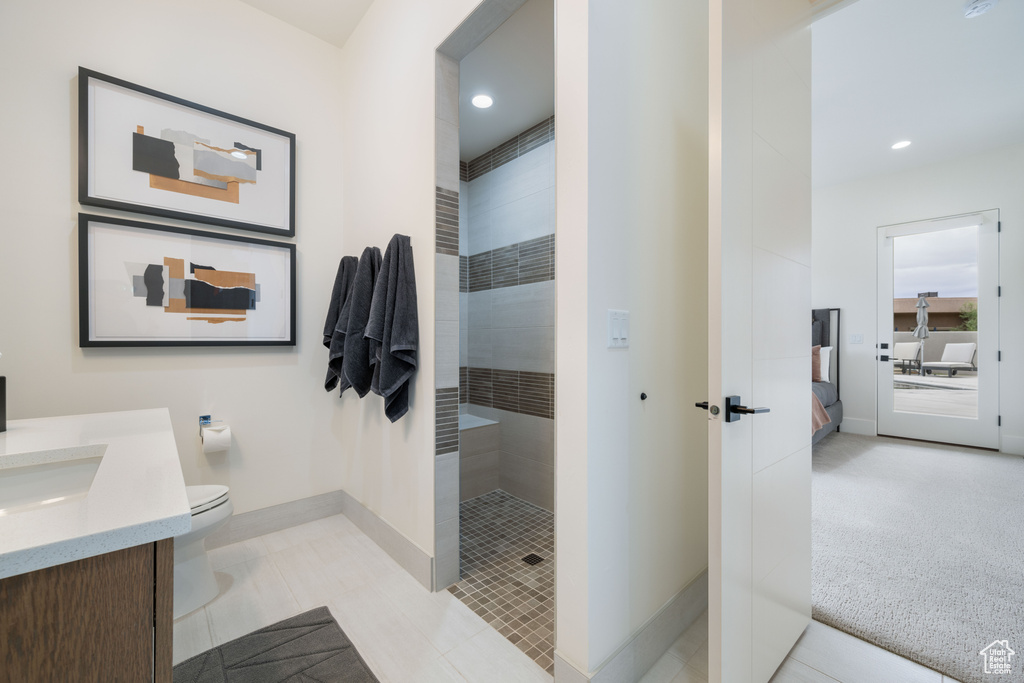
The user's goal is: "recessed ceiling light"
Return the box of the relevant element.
[230,151,248,159]
[964,0,997,18]
[471,94,493,109]
[891,140,912,150]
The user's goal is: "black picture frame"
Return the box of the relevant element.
[79,214,296,347]
[79,67,296,237]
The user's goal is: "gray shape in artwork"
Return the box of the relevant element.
[194,149,258,183]
[234,142,262,171]
[132,275,147,298]
[132,133,179,179]
[255,283,261,303]
[168,278,185,300]
[170,143,227,190]
[143,264,164,307]
[161,131,233,189]
[160,128,210,147]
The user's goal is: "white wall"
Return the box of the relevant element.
[812,142,1024,454]
[336,0,482,554]
[0,0,351,515]
[556,0,709,674]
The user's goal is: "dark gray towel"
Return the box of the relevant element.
[324,256,358,393]
[365,234,418,422]
[342,246,382,398]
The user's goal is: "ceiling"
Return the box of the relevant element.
[458,0,555,161]
[237,0,373,49]
[812,0,1024,188]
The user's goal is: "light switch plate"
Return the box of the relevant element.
[850,333,863,345]
[608,310,629,349]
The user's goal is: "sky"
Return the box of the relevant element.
[892,226,978,299]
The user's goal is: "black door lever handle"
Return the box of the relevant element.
[724,395,770,422]
[695,401,709,410]
[731,405,769,415]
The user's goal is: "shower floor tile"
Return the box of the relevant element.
[449,490,555,674]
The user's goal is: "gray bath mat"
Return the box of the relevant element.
[173,606,379,683]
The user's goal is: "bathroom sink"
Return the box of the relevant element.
[0,444,107,515]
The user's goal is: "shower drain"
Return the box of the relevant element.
[522,553,544,566]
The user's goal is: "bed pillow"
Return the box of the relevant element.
[812,345,821,382]
[820,346,832,383]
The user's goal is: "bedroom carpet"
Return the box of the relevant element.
[173,606,378,682]
[812,433,1024,683]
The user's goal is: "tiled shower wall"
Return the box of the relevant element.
[433,52,461,590]
[459,122,555,512]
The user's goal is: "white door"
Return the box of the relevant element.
[707,0,818,681]
[876,211,1000,449]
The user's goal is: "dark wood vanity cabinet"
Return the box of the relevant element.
[0,538,174,682]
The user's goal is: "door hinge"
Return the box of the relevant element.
[998,350,1002,361]
[998,286,1002,297]
[998,221,1002,233]
[998,415,1002,427]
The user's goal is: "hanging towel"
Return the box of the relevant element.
[342,246,383,397]
[365,234,418,422]
[323,255,358,393]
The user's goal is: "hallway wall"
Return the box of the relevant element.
[812,142,1024,454]
[556,0,710,675]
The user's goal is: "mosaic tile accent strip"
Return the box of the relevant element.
[460,366,468,405]
[467,367,493,408]
[468,250,492,293]
[466,234,554,293]
[466,116,555,182]
[460,160,470,184]
[435,387,459,455]
[519,372,555,419]
[492,369,519,413]
[435,187,459,256]
[459,255,469,293]
[463,367,554,420]
[449,490,555,674]
[519,234,555,286]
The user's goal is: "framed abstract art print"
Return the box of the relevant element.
[79,67,296,237]
[79,214,295,347]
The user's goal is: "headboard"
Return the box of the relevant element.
[812,308,841,396]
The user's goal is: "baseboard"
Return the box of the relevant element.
[206,489,434,592]
[554,569,709,683]
[336,488,434,591]
[206,491,344,550]
[1001,434,1024,456]
[838,417,875,436]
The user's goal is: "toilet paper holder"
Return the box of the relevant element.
[198,415,223,441]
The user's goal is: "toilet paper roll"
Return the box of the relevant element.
[202,425,231,454]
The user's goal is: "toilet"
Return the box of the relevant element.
[173,484,233,619]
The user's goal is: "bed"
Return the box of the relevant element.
[812,308,842,445]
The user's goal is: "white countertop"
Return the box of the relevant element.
[0,408,191,579]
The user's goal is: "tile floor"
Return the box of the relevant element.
[638,609,710,683]
[172,512,552,683]
[173,510,958,683]
[639,617,961,683]
[447,491,556,673]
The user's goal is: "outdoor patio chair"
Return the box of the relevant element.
[922,342,977,377]
[892,341,922,375]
